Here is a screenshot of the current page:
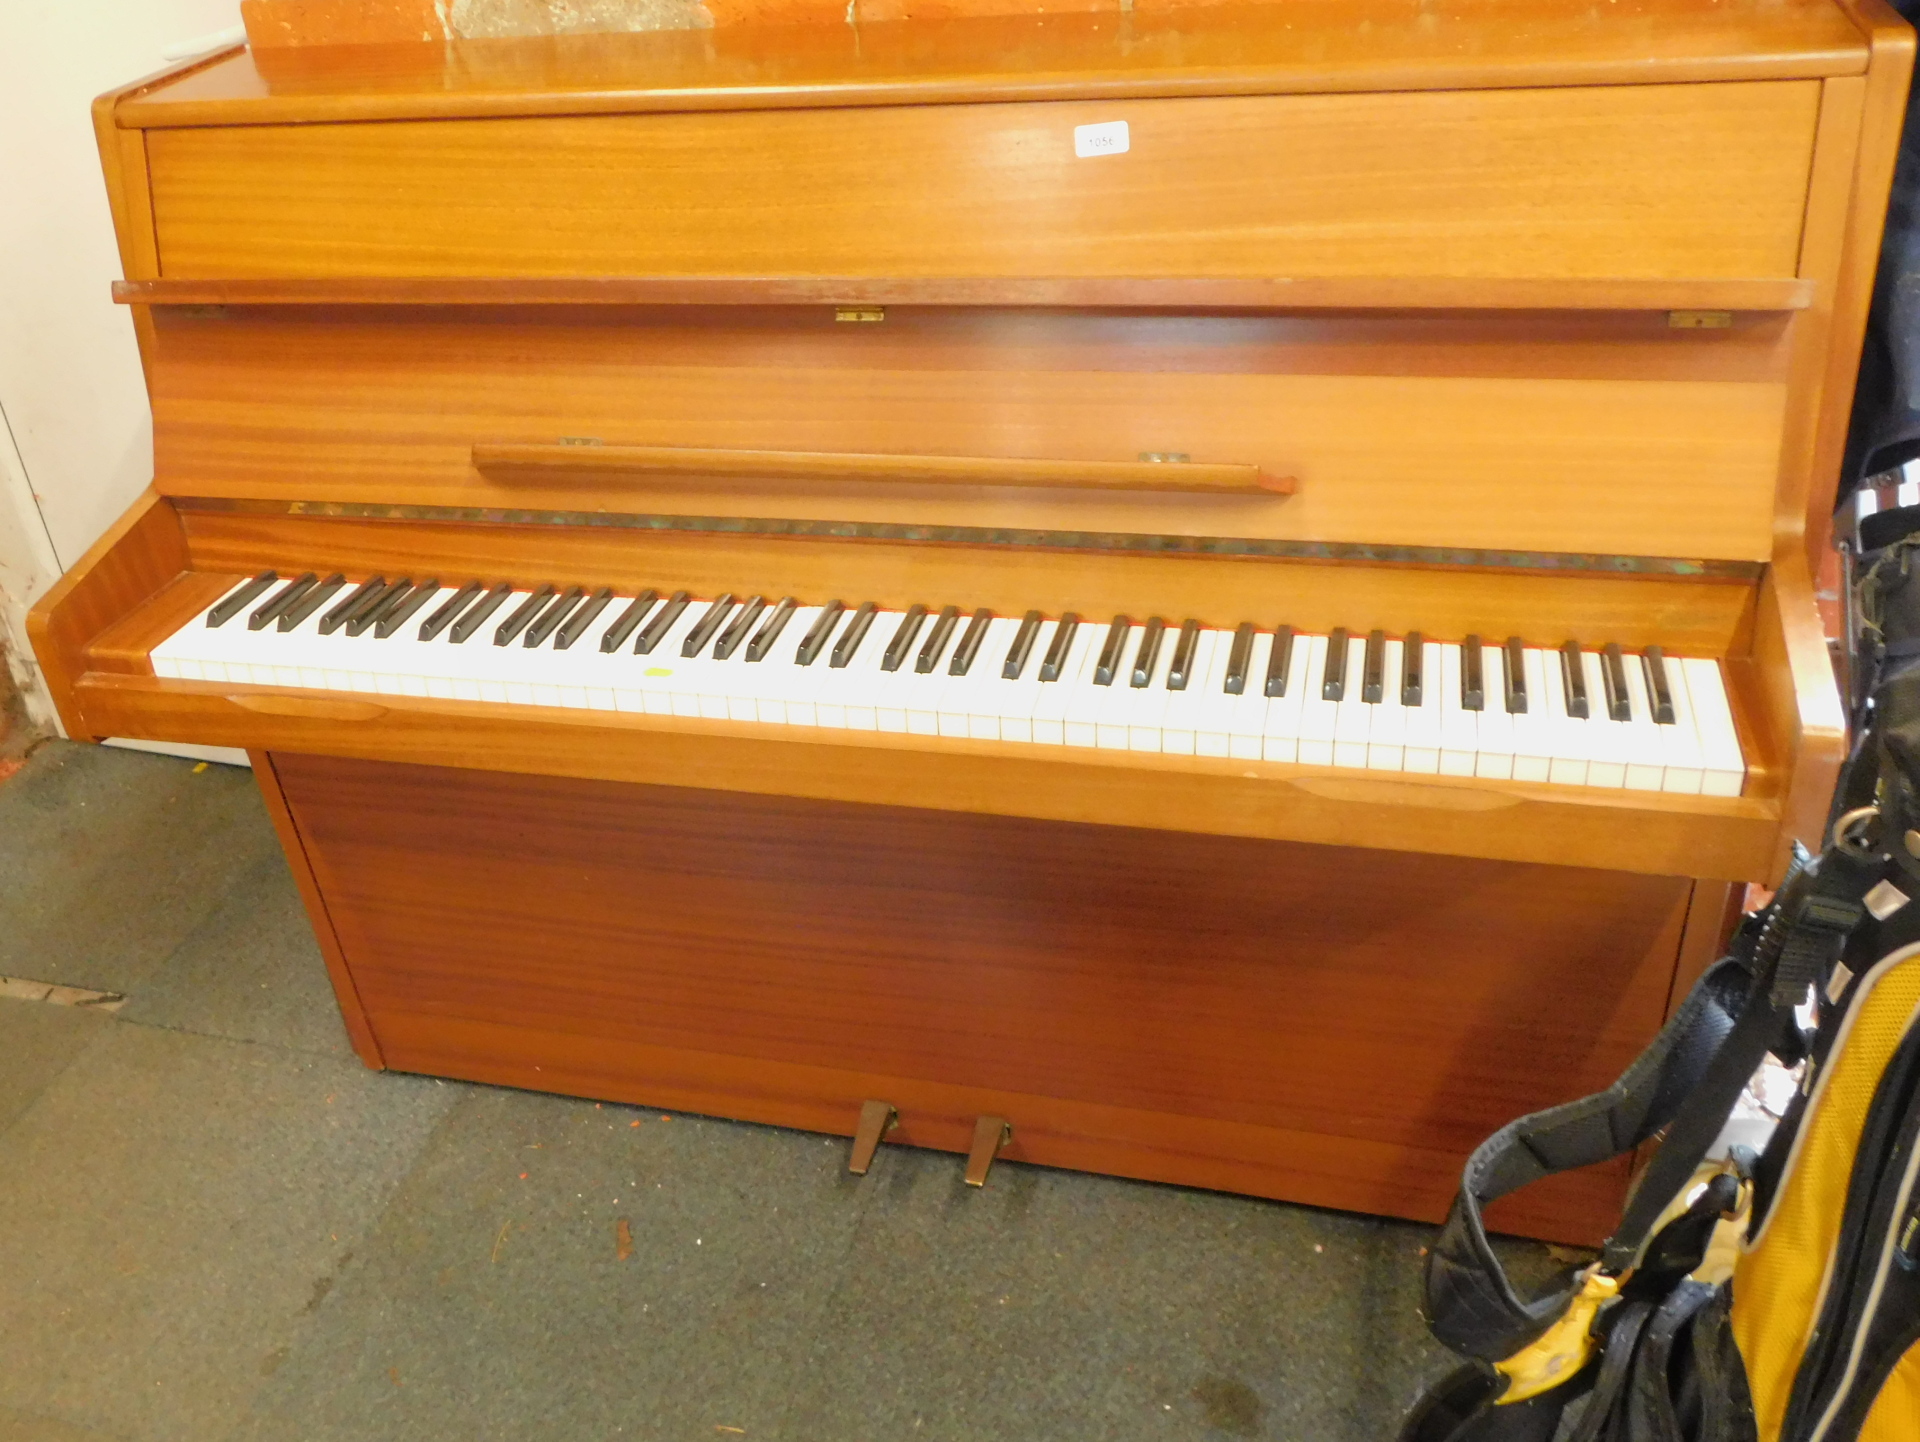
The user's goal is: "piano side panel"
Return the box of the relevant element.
[273,750,1692,1244]
[147,307,1790,561]
[143,82,1819,282]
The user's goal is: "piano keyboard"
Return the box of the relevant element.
[154,573,1748,796]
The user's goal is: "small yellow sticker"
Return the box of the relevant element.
[645,667,673,677]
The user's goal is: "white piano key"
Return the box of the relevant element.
[1682,657,1747,797]
[1331,634,1371,770]
[837,609,897,731]
[1253,631,1298,763]
[1437,644,1477,776]
[1400,639,1442,774]
[1618,652,1667,792]
[1580,650,1628,789]
[1032,622,1097,746]
[1650,654,1705,795]
[1158,628,1217,757]
[1473,646,1516,780]
[1192,629,1237,758]
[1066,623,1128,749]
[986,616,1048,743]
[1509,648,1554,783]
[1543,648,1590,787]
[1366,637,1407,772]
[1123,624,1175,752]
[1295,634,1337,767]
[936,616,1009,739]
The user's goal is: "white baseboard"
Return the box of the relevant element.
[102,737,252,768]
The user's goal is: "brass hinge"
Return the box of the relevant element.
[834,307,886,323]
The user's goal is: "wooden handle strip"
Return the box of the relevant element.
[471,443,1293,496]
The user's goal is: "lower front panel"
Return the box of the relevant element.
[273,751,1692,1244]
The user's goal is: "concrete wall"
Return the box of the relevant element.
[0,2,245,728]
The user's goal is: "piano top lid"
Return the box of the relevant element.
[116,0,1871,130]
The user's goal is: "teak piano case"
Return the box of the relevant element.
[31,0,1915,1243]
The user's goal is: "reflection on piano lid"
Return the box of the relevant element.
[155,572,1747,796]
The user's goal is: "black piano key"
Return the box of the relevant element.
[796,600,845,666]
[1503,637,1528,714]
[1601,642,1631,722]
[450,582,513,644]
[207,571,278,629]
[881,604,929,672]
[494,584,556,646]
[830,602,879,668]
[1129,617,1166,688]
[682,593,737,656]
[712,595,767,660]
[1322,627,1350,702]
[1362,629,1386,703]
[375,579,440,638]
[1166,619,1201,691]
[1461,635,1485,712]
[950,608,993,676]
[1643,646,1677,725]
[1264,625,1295,699]
[1039,613,1080,682]
[635,590,691,655]
[555,587,615,651]
[1559,640,1590,719]
[280,573,347,632]
[523,586,586,648]
[1003,610,1042,679]
[1224,622,1255,695]
[349,578,414,638]
[599,589,658,653]
[419,580,484,642]
[249,572,316,631]
[745,597,797,662]
[320,577,389,637]
[916,605,961,674]
[1401,631,1425,707]
[1094,615,1132,687]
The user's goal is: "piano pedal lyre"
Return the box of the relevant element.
[847,1099,898,1175]
[965,1115,1013,1188]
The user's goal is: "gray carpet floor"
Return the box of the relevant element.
[0,741,1553,1442]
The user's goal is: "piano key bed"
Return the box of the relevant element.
[157,571,1748,797]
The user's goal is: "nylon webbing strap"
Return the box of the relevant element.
[1423,852,1878,1364]
[1422,959,1752,1360]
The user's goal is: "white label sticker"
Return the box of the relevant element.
[1074,121,1131,158]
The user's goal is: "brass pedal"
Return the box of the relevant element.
[847,1099,897,1175]
[965,1115,1012,1187]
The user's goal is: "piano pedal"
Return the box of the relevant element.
[847,1099,897,1175]
[965,1115,1013,1188]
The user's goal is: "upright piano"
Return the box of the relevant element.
[33,0,1913,1242]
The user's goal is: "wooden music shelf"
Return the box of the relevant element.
[112,275,1816,314]
[470,443,1292,496]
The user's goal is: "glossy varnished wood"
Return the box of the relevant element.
[25,490,188,740]
[249,749,384,1066]
[70,670,1783,882]
[167,508,1762,650]
[469,442,1292,495]
[121,3,1868,129]
[111,275,1820,313]
[143,84,1822,283]
[144,305,1793,561]
[273,751,1695,1242]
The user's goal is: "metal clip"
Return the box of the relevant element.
[1833,805,1883,858]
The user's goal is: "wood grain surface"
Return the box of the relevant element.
[144,306,1791,561]
[123,2,1867,129]
[144,84,1821,283]
[72,669,1784,883]
[275,750,1695,1242]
